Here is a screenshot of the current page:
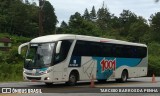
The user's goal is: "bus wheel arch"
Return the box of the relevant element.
[66,70,79,86]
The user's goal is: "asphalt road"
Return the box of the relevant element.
[0,77,160,96]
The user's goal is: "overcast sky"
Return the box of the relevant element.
[42,0,160,26]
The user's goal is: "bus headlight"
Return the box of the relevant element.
[40,69,53,75]
[44,77,50,80]
[46,69,53,73]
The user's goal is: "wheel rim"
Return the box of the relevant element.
[70,74,76,84]
[122,74,127,81]
[122,72,127,82]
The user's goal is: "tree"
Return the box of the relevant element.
[25,0,29,4]
[57,21,68,34]
[97,4,111,31]
[60,21,68,28]
[90,6,96,21]
[69,12,83,28]
[8,0,30,35]
[67,12,100,36]
[149,12,160,42]
[119,10,137,24]
[42,1,58,35]
[0,0,39,37]
[83,8,90,20]
[7,0,39,37]
[119,10,138,36]
[128,20,149,42]
[110,15,121,29]
[0,0,14,33]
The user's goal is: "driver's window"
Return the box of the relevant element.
[54,40,73,64]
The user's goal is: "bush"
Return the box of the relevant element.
[0,62,23,81]
[0,33,29,81]
[147,42,160,76]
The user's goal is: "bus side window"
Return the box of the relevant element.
[116,45,123,57]
[72,41,90,56]
[137,47,147,58]
[72,41,82,56]
[102,43,113,57]
[54,40,73,64]
[89,42,101,57]
[128,47,134,58]
[74,41,104,57]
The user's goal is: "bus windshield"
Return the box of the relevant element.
[24,43,55,69]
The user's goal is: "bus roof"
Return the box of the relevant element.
[30,34,147,47]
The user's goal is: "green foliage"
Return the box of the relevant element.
[0,33,30,81]
[149,12,160,42]
[63,12,101,36]
[83,8,90,20]
[0,0,39,37]
[0,0,57,37]
[60,21,68,28]
[119,10,138,36]
[148,42,160,76]
[128,20,149,42]
[90,6,96,20]
[43,1,58,35]
[0,62,23,82]
[57,21,68,34]
[97,6,111,31]
[0,49,23,82]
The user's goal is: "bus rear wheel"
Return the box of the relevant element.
[66,73,77,86]
[98,79,107,83]
[120,70,128,83]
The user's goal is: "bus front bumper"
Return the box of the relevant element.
[23,72,53,83]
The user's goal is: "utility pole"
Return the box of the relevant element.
[39,0,45,36]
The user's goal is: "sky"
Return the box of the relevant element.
[33,0,160,26]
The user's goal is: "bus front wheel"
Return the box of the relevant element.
[66,73,77,86]
[45,82,53,86]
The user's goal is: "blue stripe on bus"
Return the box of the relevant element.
[92,57,141,80]
[69,56,142,80]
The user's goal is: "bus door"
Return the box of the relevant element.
[53,40,73,81]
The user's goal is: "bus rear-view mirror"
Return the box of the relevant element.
[56,41,62,54]
[18,42,29,54]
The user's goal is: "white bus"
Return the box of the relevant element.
[18,34,148,85]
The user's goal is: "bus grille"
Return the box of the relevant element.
[27,77,41,80]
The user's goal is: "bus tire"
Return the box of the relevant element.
[45,82,53,86]
[120,70,128,83]
[98,79,107,83]
[66,73,77,86]
[116,79,120,82]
